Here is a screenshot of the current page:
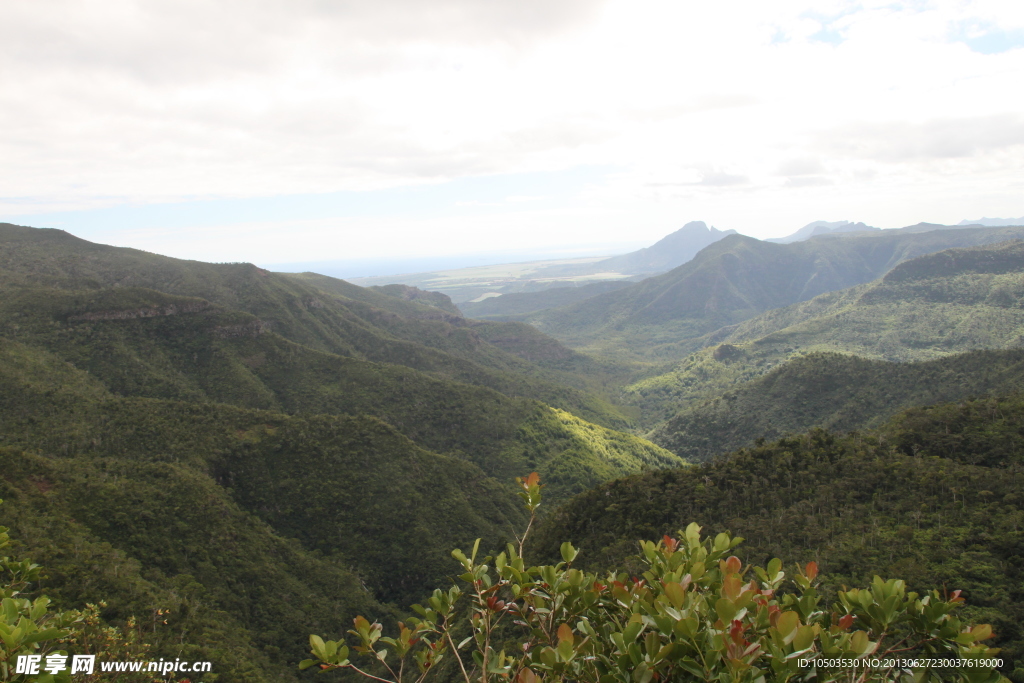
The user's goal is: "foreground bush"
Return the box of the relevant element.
[304,475,1006,682]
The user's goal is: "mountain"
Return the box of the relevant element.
[6,219,1024,680]
[369,282,463,313]
[766,219,879,243]
[525,224,1024,360]
[959,216,1024,227]
[0,339,525,680]
[533,221,736,277]
[604,221,737,270]
[715,238,1024,354]
[531,396,1024,673]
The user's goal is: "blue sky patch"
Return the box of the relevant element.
[951,21,1024,55]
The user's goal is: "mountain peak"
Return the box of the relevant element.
[654,221,736,244]
[767,220,879,244]
[595,221,737,273]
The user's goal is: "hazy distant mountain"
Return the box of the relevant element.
[958,216,1024,227]
[587,221,736,273]
[767,220,879,243]
[532,221,735,278]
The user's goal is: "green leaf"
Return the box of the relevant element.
[560,541,578,564]
[310,634,326,658]
[623,621,643,643]
[793,625,815,651]
[775,611,799,638]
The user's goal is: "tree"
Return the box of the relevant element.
[304,474,1008,682]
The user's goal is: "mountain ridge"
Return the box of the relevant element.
[524,224,1024,360]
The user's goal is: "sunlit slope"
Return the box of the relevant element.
[500,407,682,502]
[525,226,1024,360]
[0,223,632,428]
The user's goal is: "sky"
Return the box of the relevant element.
[1,0,1023,272]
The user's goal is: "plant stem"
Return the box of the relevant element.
[445,631,473,683]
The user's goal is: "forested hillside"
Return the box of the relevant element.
[0,223,631,428]
[649,348,1024,460]
[532,396,1024,679]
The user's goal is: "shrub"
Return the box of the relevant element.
[304,475,1006,682]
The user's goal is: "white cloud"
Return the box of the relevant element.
[819,114,1024,162]
[1,0,1023,257]
[778,158,826,177]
